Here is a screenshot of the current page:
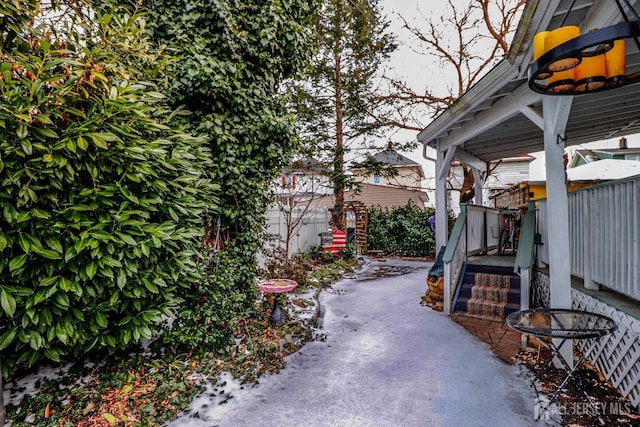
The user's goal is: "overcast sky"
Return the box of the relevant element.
[379,0,640,189]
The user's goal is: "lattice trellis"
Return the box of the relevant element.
[531,272,550,308]
[533,272,640,408]
[572,290,640,408]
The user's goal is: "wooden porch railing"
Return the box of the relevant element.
[443,205,467,314]
[537,175,640,301]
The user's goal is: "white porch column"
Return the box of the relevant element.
[543,95,574,368]
[435,140,449,253]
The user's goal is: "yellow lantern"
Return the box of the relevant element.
[605,39,626,86]
[546,26,581,72]
[533,31,551,79]
[547,68,575,93]
[575,54,606,92]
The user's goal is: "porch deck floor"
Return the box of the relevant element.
[467,254,516,268]
[572,275,640,320]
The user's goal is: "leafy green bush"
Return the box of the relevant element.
[159,254,253,353]
[367,203,437,257]
[148,0,318,346]
[0,5,217,374]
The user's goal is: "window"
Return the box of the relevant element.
[281,175,296,189]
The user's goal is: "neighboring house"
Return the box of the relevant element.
[565,142,640,182]
[267,158,333,255]
[276,157,332,203]
[312,142,429,211]
[567,158,640,181]
[570,138,640,167]
[310,183,427,210]
[492,151,640,209]
[351,142,425,191]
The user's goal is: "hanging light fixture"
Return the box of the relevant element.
[529,0,640,95]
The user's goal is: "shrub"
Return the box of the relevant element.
[159,254,252,353]
[367,203,437,257]
[0,5,217,374]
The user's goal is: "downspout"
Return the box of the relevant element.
[434,139,450,253]
[472,167,484,206]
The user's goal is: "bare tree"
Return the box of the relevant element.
[382,0,525,200]
[271,160,331,258]
[382,0,525,131]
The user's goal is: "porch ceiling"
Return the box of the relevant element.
[418,0,640,163]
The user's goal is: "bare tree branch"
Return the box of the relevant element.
[376,0,525,134]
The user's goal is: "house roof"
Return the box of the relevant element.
[567,159,640,181]
[284,157,330,174]
[569,147,640,167]
[371,149,421,168]
[417,1,640,164]
[311,183,428,210]
[352,143,425,179]
[586,148,640,156]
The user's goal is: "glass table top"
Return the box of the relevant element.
[506,308,617,339]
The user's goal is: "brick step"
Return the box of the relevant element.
[453,264,521,321]
[455,299,521,321]
[455,282,521,306]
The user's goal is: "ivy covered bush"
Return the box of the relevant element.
[367,203,438,257]
[0,3,218,373]
[149,0,317,350]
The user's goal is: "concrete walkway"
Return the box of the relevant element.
[170,258,543,427]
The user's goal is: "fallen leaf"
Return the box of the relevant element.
[83,402,96,416]
[44,402,51,418]
[103,413,117,425]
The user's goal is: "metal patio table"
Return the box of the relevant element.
[506,308,617,424]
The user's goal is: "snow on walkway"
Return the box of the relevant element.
[168,258,543,427]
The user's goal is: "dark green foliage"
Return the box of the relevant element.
[367,203,438,257]
[0,4,218,373]
[149,0,317,249]
[160,255,254,352]
[148,0,318,349]
[0,0,319,374]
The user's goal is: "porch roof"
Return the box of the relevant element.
[418,0,640,163]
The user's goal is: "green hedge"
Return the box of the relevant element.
[367,203,441,257]
[0,5,217,374]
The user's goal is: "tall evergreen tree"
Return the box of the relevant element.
[293,0,396,230]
